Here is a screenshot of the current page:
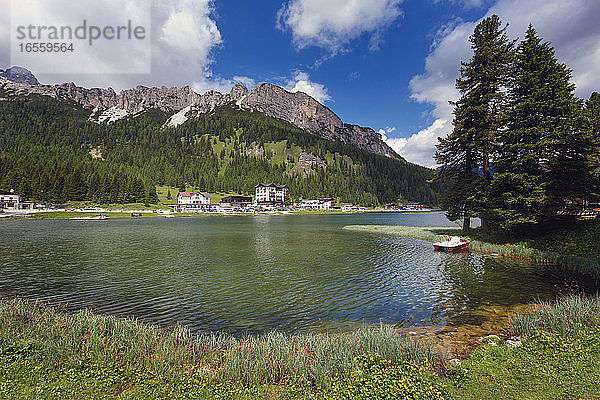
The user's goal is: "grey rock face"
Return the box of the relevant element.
[240,83,398,157]
[297,152,327,169]
[0,66,39,86]
[0,77,399,158]
[230,83,249,102]
[335,124,398,158]
[241,83,343,134]
[0,80,205,114]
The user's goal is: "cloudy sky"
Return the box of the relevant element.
[1,0,599,167]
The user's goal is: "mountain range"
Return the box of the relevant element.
[0,66,438,206]
[0,67,397,158]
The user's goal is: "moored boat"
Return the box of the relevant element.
[433,236,469,252]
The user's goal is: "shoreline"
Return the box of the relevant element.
[2,296,600,399]
[343,224,600,278]
[0,209,442,220]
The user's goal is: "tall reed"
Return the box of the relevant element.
[0,299,440,386]
[509,294,600,337]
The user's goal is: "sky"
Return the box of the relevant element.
[1,0,600,168]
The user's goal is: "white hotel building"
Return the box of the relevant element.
[255,183,289,206]
[176,192,211,211]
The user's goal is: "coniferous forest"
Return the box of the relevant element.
[0,92,439,206]
[436,15,600,231]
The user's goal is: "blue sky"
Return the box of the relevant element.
[213,1,485,133]
[2,0,600,167]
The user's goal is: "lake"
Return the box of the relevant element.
[0,212,594,334]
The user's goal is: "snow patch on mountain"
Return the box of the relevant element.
[166,105,192,127]
[91,107,129,124]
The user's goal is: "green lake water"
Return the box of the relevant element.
[0,212,595,334]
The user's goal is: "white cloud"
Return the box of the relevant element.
[232,76,256,89]
[160,0,222,63]
[0,0,247,93]
[277,0,403,53]
[405,0,600,167]
[8,0,152,75]
[285,71,331,104]
[190,75,255,94]
[386,119,448,167]
[377,126,397,141]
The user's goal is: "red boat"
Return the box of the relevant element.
[433,237,469,252]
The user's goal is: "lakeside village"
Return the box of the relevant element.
[0,184,429,217]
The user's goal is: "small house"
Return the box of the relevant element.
[0,190,20,210]
[220,196,253,209]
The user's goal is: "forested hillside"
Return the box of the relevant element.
[0,93,438,206]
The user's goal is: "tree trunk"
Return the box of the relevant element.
[462,216,471,231]
[481,217,489,233]
[481,151,491,234]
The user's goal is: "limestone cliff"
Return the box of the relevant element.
[0,73,398,158]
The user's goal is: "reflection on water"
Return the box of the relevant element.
[0,212,595,334]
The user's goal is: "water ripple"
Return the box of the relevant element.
[1,213,597,334]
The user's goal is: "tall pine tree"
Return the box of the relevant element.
[586,92,600,199]
[490,26,595,228]
[587,92,600,141]
[435,15,514,231]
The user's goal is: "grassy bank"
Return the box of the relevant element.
[0,299,445,399]
[30,211,158,220]
[18,209,368,220]
[2,297,600,399]
[343,223,600,278]
[447,295,600,399]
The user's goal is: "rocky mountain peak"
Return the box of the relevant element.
[230,83,249,101]
[0,66,39,86]
[240,83,343,135]
[0,72,399,158]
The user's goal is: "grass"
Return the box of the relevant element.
[447,326,600,399]
[65,202,170,211]
[344,223,600,278]
[468,218,600,260]
[2,296,600,399]
[30,211,157,220]
[510,294,600,337]
[156,186,189,205]
[448,294,600,400]
[156,185,250,205]
[0,299,442,398]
